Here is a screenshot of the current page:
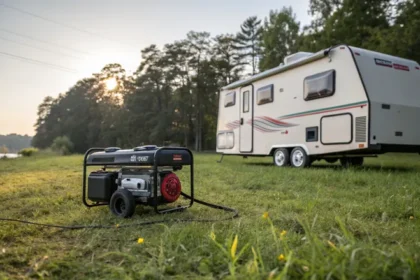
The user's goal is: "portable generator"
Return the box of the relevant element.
[82,146,193,218]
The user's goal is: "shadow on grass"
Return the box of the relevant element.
[243,162,416,173]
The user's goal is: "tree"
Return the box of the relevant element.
[130,45,174,145]
[308,0,343,31]
[32,96,55,149]
[300,0,396,52]
[32,64,129,152]
[212,34,243,85]
[380,0,420,62]
[0,134,32,153]
[259,7,300,71]
[234,16,263,75]
[162,41,195,147]
[322,0,392,49]
[187,31,212,151]
[51,136,74,155]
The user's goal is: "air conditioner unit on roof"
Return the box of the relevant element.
[284,52,314,65]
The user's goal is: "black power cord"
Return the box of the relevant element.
[0,192,239,230]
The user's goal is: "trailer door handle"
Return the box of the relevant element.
[240,118,244,125]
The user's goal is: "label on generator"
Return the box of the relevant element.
[130,155,149,162]
[173,154,182,161]
[137,156,149,162]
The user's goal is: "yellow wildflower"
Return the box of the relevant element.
[262,212,269,219]
[327,240,336,249]
[278,253,285,261]
[410,216,414,220]
[137,238,144,244]
[115,224,120,228]
[280,230,287,239]
[210,231,216,241]
[231,235,238,259]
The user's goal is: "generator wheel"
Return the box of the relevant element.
[290,147,311,168]
[109,189,136,218]
[273,148,290,167]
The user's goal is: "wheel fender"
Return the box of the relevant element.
[270,145,310,156]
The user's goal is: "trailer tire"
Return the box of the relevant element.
[109,189,136,218]
[290,147,310,168]
[273,148,290,167]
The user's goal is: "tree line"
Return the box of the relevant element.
[0,134,32,153]
[32,0,420,153]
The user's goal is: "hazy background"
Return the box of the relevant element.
[0,0,311,135]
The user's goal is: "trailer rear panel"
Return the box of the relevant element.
[351,47,420,148]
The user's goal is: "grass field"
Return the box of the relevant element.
[1,153,420,279]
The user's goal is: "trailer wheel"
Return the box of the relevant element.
[273,148,290,167]
[290,147,310,168]
[109,189,136,218]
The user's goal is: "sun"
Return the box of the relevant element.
[104,78,118,91]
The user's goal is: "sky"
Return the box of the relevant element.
[0,0,311,136]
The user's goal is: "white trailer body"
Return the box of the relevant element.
[216,45,420,166]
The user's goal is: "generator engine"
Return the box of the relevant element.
[83,146,193,218]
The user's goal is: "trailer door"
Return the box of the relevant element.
[240,85,253,152]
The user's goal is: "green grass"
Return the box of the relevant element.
[1,153,420,279]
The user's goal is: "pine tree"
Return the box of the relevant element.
[259,7,300,71]
[234,16,263,75]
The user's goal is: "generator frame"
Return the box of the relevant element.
[82,147,194,214]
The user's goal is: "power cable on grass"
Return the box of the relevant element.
[0,193,239,230]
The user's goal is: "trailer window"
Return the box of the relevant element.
[224,92,236,107]
[257,84,273,105]
[243,90,250,112]
[304,70,335,101]
[217,131,234,149]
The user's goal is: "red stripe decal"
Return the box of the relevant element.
[393,63,410,71]
[259,116,288,125]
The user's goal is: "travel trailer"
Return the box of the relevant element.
[216,45,420,167]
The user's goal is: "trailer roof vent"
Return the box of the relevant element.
[284,52,314,65]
